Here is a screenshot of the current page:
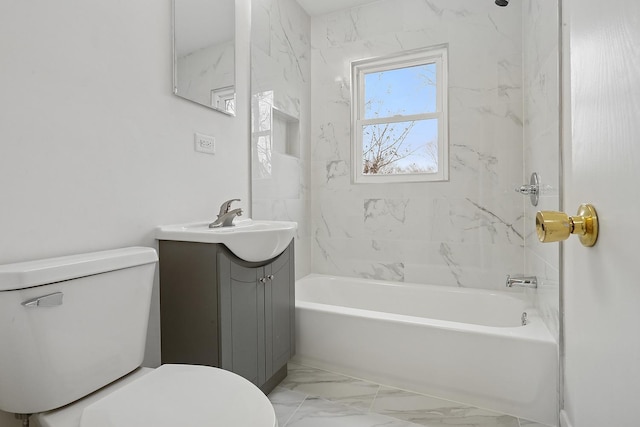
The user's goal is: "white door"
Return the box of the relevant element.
[563,0,640,426]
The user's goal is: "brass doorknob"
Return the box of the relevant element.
[536,204,598,247]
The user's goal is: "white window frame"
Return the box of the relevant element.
[351,46,449,184]
[211,86,236,115]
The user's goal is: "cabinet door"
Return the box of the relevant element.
[159,241,220,367]
[218,253,266,386]
[264,246,294,378]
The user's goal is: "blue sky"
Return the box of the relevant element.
[364,63,437,118]
[363,63,439,173]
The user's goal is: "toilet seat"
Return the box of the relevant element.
[36,365,277,427]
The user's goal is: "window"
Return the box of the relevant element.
[211,86,236,116]
[351,46,448,183]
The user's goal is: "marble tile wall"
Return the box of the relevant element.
[310,0,526,290]
[522,0,561,341]
[251,0,312,277]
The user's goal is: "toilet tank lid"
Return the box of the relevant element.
[0,247,158,291]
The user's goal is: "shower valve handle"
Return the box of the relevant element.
[516,185,538,195]
[516,172,540,206]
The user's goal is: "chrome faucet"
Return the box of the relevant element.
[506,275,538,289]
[209,199,243,228]
[218,199,241,217]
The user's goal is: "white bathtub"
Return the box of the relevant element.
[294,274,558,426]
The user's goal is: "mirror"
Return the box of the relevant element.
[173,0,236,115]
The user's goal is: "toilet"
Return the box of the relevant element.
[0,247,277,427]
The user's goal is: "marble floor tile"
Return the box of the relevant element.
[285,396,422,427]
[274,364,551,427]
[518,420,553,427]
[370,387,520,427]
[268,387,308,427]
[280,363,381,410]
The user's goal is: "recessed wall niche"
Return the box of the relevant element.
[251,91,302,180]
[273,108,300,158]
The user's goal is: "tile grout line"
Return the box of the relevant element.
[281,393,309,427]
[367,384,382,413]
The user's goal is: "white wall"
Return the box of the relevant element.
[0,0,250,424]
[310,0,526,290]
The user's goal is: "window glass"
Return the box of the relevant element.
[362,119,438,175]
[363,63,437,119]
[352,46,448,183]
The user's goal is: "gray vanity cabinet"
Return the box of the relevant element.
[159,240,294,394]
[218,246,294,389]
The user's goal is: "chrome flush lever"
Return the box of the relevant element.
[22,292,64,308]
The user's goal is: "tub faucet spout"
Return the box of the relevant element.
[506,275,538,288]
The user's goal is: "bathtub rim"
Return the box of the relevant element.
[296,273,555,344]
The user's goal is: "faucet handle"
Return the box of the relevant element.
[219,199,241,216]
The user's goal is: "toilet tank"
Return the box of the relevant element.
[0,247,158,415]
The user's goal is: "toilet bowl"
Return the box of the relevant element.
[0,247,277,426]
[34,365,277,427]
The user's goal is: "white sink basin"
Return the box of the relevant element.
[155,219,297,262]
